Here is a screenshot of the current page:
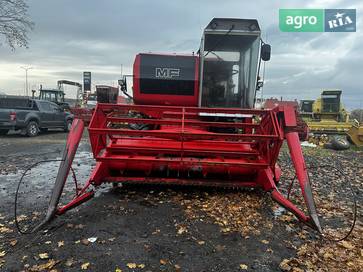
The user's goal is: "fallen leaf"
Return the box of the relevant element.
[297,244,308,256]
[45,241,52,244]
[0,226,12,233]
[261,240,269,244]
[279,259,291,271]
[0,251,6,257]
[115,268,122,272]
[127,263,137,268]
[323,251,333,260]
[16,214,27,221]
[347,261,355,267]
[30,259,59,271]
[175,264,181,271]
[65,258,74,267]
[292,268,304,272]
[138,264,145,268]
[38,253,49,260]
[221,227,231,233]
[197,240,205,245]
[87,237,97,243]
[152,229,160,235]
[339,241,355,250]
[239,263,248,270]
[81,262,90,270]
[10,239,17,246]
[57,241,64,247]
[160,259,167,265]
[177,226,187,235]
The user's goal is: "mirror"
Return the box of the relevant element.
[118,76,127,92]
[261,43,271,61]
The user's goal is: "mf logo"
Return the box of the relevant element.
[155,68,180,79]
[325,9,356,32]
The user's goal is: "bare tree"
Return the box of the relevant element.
[0,0,34,50]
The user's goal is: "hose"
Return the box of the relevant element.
[308,163,357,242]
[283,162,357,241]
[278,150,357,241]
[14,159,78,234]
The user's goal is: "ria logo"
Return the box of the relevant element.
[155,68,180,79]
[279,9,356,32]
[325,9,356,32]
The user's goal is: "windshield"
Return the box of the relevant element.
[87,94,97,101]
[201,35,260,108]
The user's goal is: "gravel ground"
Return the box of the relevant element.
[0,130,362,271]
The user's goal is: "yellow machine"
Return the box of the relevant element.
[300,90,363,147]
[347,121,363,147]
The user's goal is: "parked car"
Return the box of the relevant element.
[0,98,73,136]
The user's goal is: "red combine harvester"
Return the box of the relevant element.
[37,18,321,232]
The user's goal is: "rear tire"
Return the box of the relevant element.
[331,137,350,150]
[0,129,9,135]
[64,119,73,132]
[26,121,39,137]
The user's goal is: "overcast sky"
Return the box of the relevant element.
[0,0,362,109]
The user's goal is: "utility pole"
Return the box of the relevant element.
[20,66,33,97]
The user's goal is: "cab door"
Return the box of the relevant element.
[39,101,54,127]
[50,103,65,127]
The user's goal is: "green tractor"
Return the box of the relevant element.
[34,80,83,110]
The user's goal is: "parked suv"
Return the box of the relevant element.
[0,97,73,136]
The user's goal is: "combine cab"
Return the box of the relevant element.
[37,18,321,232]
[300,90,363,147]
[300,90,351,134]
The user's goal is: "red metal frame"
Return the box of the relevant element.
[264,99,309,141]
[69,107,93,126]
[44,103,321,232]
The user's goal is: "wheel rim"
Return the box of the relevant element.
[30,124,37,135]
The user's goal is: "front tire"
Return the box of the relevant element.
[64,119,73,132]
[26,121,39,137]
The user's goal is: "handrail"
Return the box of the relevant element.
[106,117,261,128]
[88,128,279,140]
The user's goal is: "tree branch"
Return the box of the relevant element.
[0,0,34,50]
